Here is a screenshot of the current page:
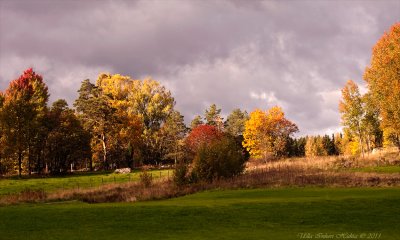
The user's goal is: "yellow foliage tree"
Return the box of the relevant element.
[305,136,327,157]
[339,80,365,156]
[96,73,132,111]
[242,109,266,159]
[364,23,400,150]
[243,106,298,160]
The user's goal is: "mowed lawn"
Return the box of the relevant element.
[0,187,399,240]
[0,169,171,195]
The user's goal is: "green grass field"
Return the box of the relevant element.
[351,165,400,173]
[0,187,399,240]
[0,169,171,195]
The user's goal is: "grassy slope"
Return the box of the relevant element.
[0,187,399,240]
[0,169,171,195]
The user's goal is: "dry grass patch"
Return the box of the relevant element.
[2,154,400,206]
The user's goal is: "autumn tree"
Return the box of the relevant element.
[96,73,131,111]
[96,73,142,168]
[334,133,345,155]
[74,74,176,167]
[0,92,5,173]
[339,80,365,156]
[0,68,49,176]
[242,109,267,160]
[305,136,327,157]
[116,113,143,168]
[185,124,222,154]
[364,23,400,150]
[243,106,298,160]
[129,79,174,131]
[362,92,383,151]
[128,78,175,164]
[225,108,249,137]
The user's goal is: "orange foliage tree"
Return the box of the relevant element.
[364,23,400,149]
[243,106,298,160]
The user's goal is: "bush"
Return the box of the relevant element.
[192,135,247,182]
[139,169,153,187]
[173,162,188,187]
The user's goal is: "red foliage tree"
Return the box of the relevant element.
[185,124,222,153]
[0,68,49,176]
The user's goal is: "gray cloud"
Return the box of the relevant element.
[0,0,399,135]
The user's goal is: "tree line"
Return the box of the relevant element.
[0,68,304,177]
[0,22,398,177]
[0,70,261,176]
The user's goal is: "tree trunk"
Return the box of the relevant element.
[18,151,22,178]
[101,133,107,170]
[28,146,31,176]
[174,139,178,166]
[37,152,42,174]
[90,158,93,171]
[358,125,364,158]
[396,134,400,153]
[359,136,364,158]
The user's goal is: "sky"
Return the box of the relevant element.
[0,0,399,136]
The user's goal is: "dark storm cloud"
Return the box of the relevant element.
[0,0,399,135]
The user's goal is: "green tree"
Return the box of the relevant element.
[74,79,116,169]
[204,104,223,129]
[225,108,249,137]
[159,110,187,164]
[190,115,203,130]
[45,100,91,174]
[286,137,306,157]
[322,135,336,155]
[192,134,246,182]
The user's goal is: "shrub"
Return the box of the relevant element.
[173,162,188,187]
[139,169,153,187]
[192,135,247,182]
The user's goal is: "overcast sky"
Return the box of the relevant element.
[0,0,399,135]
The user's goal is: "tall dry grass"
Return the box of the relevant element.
[2,166,400,206]
[2,153,400,206]
[246,152,400,172]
